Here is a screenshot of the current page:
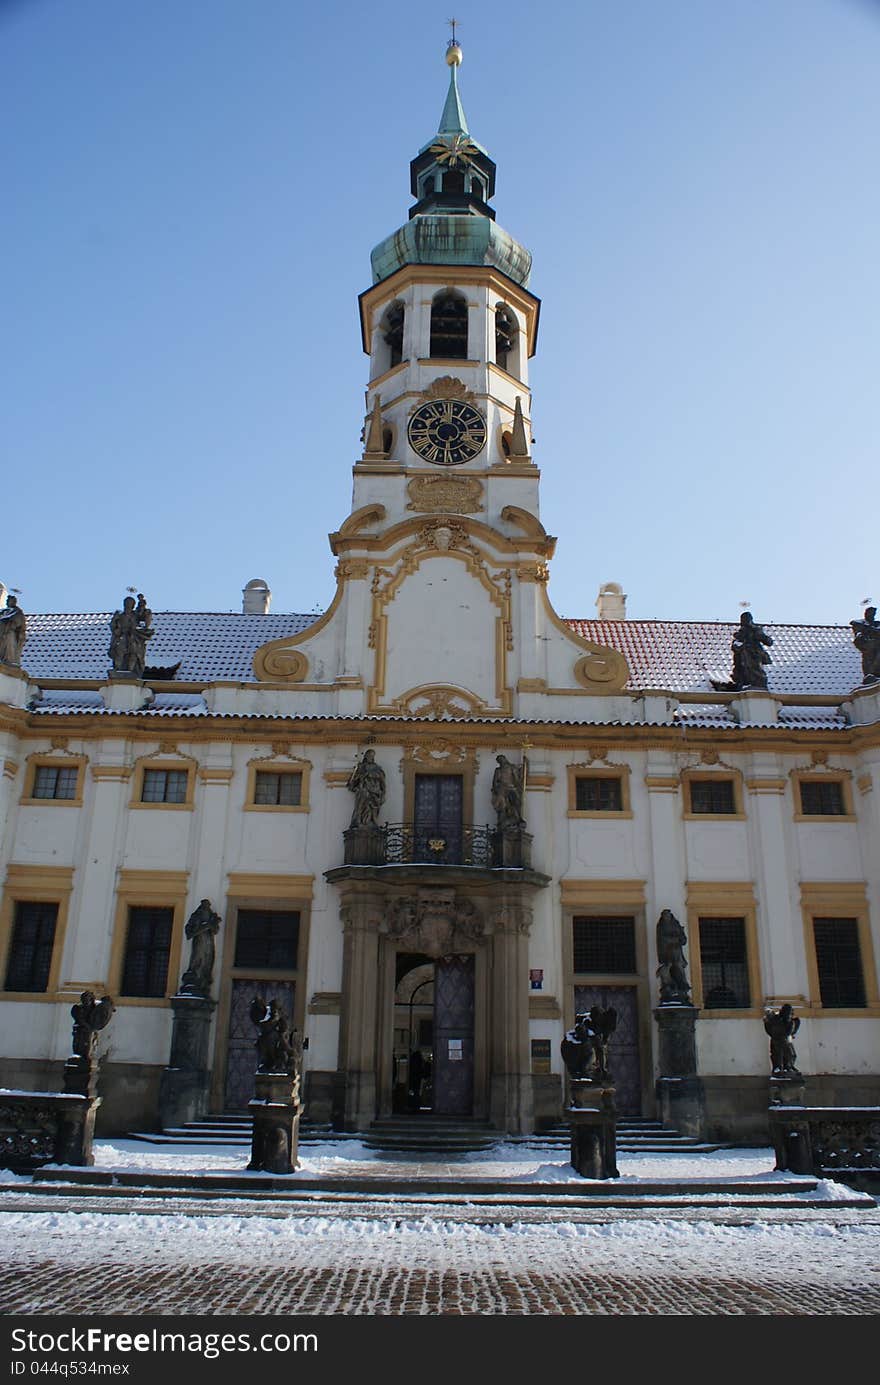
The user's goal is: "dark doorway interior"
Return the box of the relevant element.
[393,952,475,1116]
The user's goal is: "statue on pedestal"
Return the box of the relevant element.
[250,996,301,1075]
[108,593,154,677]
[69,991,115,1063]
[346,749,386,827]
[764,1004,801,1077]
[491,754,525,830]
[561,1006,617,1084]
[713,611,773,691]
[851,606,880,685]
[178,899,221,998]
[0,595,26,668]
[656,909,691,1004]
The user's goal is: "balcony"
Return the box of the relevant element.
[339,822,533,871]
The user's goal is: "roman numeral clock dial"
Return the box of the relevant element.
[407,398,486,466]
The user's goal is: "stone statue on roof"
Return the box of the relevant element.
[731,611,773,689]
[0,595,26,668]
[851,606,880,685]
[108,593,154,678]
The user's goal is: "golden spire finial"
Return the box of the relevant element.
[446,17,463,65]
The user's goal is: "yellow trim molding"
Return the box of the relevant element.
[20,751,88,808]
[686,881,762,1017]
[800,881,878,1015]
[791,769,855,822]
[681,767,746,821]
[244,754,312,813]
[130,752,197,811]
[0,864,75,1002]
[566,763,632,818]
[108,869,189,1006]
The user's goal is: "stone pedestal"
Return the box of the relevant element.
[54,1094,102,1167]
[62,1056,100,1100]
[343,825,386,866]
[768,1075,811,1173]
[654,1005,705,1139]
[159,994,217,1129]
[248,1071,302,1174]
[492,828,532,869]
[567,1080,618,1179]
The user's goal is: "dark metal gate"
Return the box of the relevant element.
[574,984,641,1115]
[223,978,295,1111]
[433,954,474,1116]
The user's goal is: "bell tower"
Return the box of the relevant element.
[354,40,541,531]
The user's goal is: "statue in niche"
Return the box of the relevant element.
[69,991,115,1063]
[851,606,880,685]
[178,899,221,998]
[491,754,526,831]
[346,749,386,827]
[0,595,26,668]
[560,1006,617,1084]
[250,996,301,1075]
[764,1004,802,1077]
[656,909,691,1005]
[108,593,154,677]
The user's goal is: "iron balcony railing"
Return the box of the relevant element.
[342,822,534,871]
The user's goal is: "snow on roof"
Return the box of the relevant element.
[16,611,862,699]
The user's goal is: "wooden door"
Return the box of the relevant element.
[433,955,474,1116]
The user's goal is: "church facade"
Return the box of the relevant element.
[1,45,878,1143]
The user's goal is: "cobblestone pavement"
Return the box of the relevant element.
[1,1202,879,1315]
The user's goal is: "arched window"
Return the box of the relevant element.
[443,169,465,194]
[495,305,517,371]
[430,290,468,360]
[381,300,405,369]
[422,175,435,197]
[471,177,484,201]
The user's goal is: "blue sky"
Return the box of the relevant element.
[3,0,879,624]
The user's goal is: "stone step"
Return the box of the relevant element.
[30,1165,874,1210]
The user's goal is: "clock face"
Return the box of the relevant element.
[407,398,486,467]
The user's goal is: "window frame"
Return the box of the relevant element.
[21,754,87,808]
[800,882,879,1016]
[119,903,177,1000]
[0,865,74,1001]
[793,772,855,823]
[686,882,762,1016]
[681,769,745,821]
[245,757,311,813]
[566,764,632,819]
[108,870,188,1007]
[130,756,195,811]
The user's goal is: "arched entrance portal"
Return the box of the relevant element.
[393,954,476,1115]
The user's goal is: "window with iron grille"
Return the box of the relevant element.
[32,765,79,800]
[141,768,188,804]
[812,918,866,1008]
[254,771,302,807]
[120,906,173,998]
[4,901,59,992]
[573,917,637,974]
[698,917,750,1008]
[234,910,300,971]
[799,779,846,816]
[689,778,736,815]
[575,776,623,812]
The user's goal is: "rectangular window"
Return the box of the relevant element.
[141,769,188,804]
[121,906,174,997]
[573,916,637,974]
[254,771,302,807]
[689,778,736,815]
[813,918,866,1008]
[234,909,300,971]
[799,780,846,817]
[698,917,750,1009]
[4,901,59,993]
[32,766,79,801]
[575,776,623,812]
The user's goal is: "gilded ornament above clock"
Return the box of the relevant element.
[407,398,487,467]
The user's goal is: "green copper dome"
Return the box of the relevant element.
[370,45,532,288]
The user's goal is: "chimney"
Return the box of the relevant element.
[596,582,626,620]
[242,578,271,615]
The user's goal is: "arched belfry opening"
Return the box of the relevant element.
[381,300,405,369]
[495,305,518,373]
[430,289,468,360]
